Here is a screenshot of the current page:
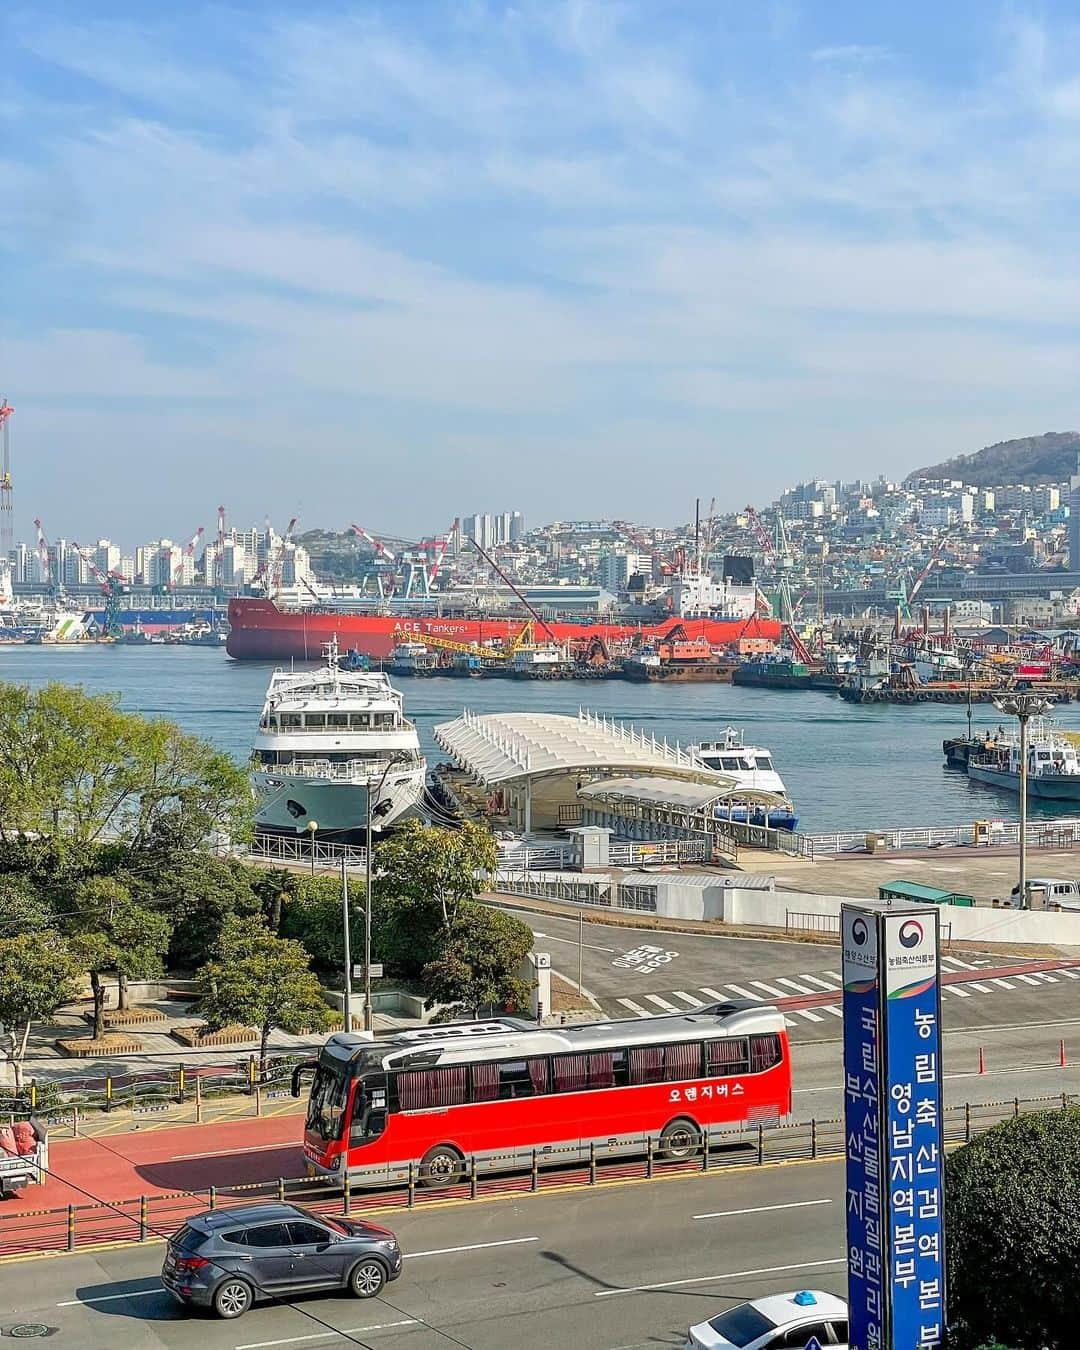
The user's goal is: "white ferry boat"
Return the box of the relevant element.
[695,728,799,830]
[966,719,1080,800]
[250,637,426,839]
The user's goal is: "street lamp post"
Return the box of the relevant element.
[341,857,352,1033]
[994,693,1052,908]
[362,753,410,1032]
[306,819,319,876]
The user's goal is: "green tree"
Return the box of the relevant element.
[946,1105,1080,1349]
[375,820,497,938]
[0,682,252,860]
[66,876,172,1032]
[196,927,333,1072]
[0,874,55,936]
[125,852,264,968]
[278,874,363,973]
[422,903,533,1017]
[0,932,82,1089]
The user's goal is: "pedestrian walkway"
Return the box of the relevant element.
[607,955,1080,1028]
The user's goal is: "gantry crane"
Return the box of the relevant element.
[172,526,205,588]
[33,518,54,593]
[0,401,13,563]
[71,541,125,636]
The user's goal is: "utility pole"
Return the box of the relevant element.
[995,693,1052,908]
[341,858,353,1032]
[577,910,584,994]
[364,793,374,1033]
[0,401,13,565]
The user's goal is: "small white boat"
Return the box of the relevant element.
[695,728,798,830]
[966,719,1080,800]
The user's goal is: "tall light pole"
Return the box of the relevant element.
[341,857,352,1032]
[306,819,319,876]
[362,753,410,1032]
[994,693,1052,908]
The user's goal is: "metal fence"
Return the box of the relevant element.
[4,1092,1074,1258]
[785,912,953,946]
[804,818,1080,856]
[244,836,368,868]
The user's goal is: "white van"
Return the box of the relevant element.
[1010,878,1080,910]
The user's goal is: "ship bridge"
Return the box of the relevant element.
[433,707,740,832]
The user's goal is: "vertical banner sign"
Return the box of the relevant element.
[842,906,883,1350]
[881,910,946,1350]
[843,902,947,1350]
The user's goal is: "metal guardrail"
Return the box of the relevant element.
[2,1055,305,1119]
[244,836,368,867]
[785,912,953,946]
[4,1093,1074,1257]
[804,819,1080,855]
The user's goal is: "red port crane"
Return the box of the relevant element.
[172,526,205,587]
[33,518,52,589]
[744,505,774,565]
[0,401,13,562]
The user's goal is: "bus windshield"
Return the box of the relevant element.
[306,1064,351,1142]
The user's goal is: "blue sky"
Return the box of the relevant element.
[6,1,1080,541]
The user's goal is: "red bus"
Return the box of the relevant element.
[293,1003,792,1187]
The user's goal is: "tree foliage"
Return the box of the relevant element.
[0,682,252,859]
[946,1105,1080,1350]
[196,925,334,1070]
[278,874,364,973]
[421,903,533,1016]
[0,932,82,1088]
[375,820,496,936]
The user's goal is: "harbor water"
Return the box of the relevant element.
[4,644,1080,834]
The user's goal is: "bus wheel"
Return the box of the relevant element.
[419,1144,465,1187]
[659,1117,701,1161]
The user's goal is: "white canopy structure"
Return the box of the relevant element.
[433,707,732,831]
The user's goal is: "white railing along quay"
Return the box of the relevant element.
[804,819,1080,856]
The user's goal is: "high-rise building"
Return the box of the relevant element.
[94,539,121,576]
[462,511,524,549]
[1070,469,1080,569]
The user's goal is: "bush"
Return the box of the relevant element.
[946,1105,1080,1349]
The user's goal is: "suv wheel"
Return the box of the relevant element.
[213,1278,254,1319]
[349,1258,387,1299]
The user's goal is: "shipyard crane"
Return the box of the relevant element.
[425,519,456,590]
[907,532,949,607]
[33,518,53,592]
[71,541,125,636]
[744,505,775,565]
[466,535,558,643]
[250,516,298,594]
[0,401,13,563]
[172,525,205,588]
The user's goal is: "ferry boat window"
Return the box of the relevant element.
[305,713,327,728]
[327,713,350,728]
[720,756,741,771]
[350,713,370,728]
[756,756,774,771]
[268,715,280,730]
[281,713,302,729]
[373,713,395,729]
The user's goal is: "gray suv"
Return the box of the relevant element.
[161,1202,402,1319]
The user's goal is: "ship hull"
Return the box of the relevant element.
[966,764,1080,799]
[252,765,426,838]
[226,599,782,662]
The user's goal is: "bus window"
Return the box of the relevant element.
[707,1038,750,1076]
[398,1067,468,1111]
[306,1065,349,1141]
[749,1033,782,1073]
[663,1043,700,1081]
[471,1063,499,1102]
[629,1046,664,1084]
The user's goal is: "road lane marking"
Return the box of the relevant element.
[236,1322,417,1350]
[643,994,681,1013]
[1015,975,1042,986]
[943,986,970,998]
[812,971,843,984]
[793,1009,824,1022]
[799,974,839,991]
[749,980,787,997]
[700,988,728,1000]
[692,1199,833,1220]
[941,956,979,970]
[991,979,1015,990]
[1033,973,1059,983]
[533,931,615,953]
[722,984,762,1001]
[617,998,651,1017]
[671,991,706,1007]
[969,983,992,993]
[1061,969,1080,979]
[171,1142,294,1161]
[775,977,815,995]
[58,1287,162,1307]
[821,1005,843,1017]
[405,1237,539,1259]
[594,1256,845,1298]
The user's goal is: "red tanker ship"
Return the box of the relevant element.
[226,597,782,661]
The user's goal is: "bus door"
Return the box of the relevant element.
[346,1072,390,1182]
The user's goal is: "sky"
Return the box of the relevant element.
[6,1,1080,542]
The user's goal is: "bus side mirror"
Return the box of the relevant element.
[291,1060,318,1098]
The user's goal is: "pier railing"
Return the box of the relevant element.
[804,818,1080,855]
[243,835,368,868]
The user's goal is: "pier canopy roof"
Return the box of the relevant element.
[433,708,730,790]
[577,776,788,811]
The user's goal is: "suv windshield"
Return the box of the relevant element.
[306,1065,350,1141]
[706,1303,776,1346]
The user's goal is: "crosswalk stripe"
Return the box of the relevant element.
[821,1005,843,1017]
[616,998,651,1017]
[991,978,1015,990]
[1033,972,1058,983]
[1015,975,1042,986]
[784,1017,798,1028]
[671,991,706,1007]
[723,984,763,1001]
[699,988,727,1001]
[813,970,843,984]
[643,993,681,1012]
[794,1008,824,1022]
[968,983,992,993]
[775,977,815,995]
[749,980,787,998]
[943,985,970,998]
[799,974,839,991]
[941,956,979,970]
[1060,969,1080,979]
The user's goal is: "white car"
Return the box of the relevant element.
[686,1289,848,1349]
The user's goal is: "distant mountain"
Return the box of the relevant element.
[905,432,1080,487]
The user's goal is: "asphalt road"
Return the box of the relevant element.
[514,904,1080,1042]
[0,1158,851,1349]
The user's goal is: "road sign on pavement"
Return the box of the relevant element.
[352,963,383,979]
